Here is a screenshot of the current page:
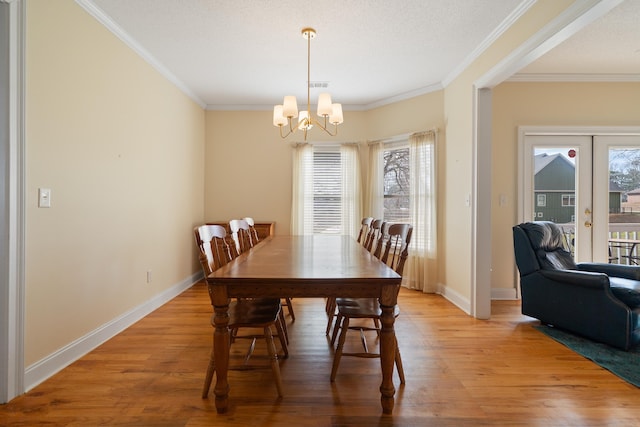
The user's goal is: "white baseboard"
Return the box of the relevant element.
[491,287,519,300]
[436,284,519,316]
[24,271,204,391]
[438,283,471,315]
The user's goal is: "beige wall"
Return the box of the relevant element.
[25,0,205,366]
[441,0,575,303]
[491,81,640,291]
[204,91,444,237]
[364,92,444,141]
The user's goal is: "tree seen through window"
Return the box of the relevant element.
[383,147,410,222]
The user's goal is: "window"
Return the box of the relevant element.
[383,146,410,222]
[371,132,435,255]
[291,144,360,236]
[369,131,438,292]
[537,194,546,207]
[562,194,575,207]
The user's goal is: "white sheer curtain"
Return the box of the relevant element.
[340,144,363,239]
[290,143,313,235]
[365,141,384,220]
[404,130,438,292]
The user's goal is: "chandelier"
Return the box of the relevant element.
[272,28,343,141]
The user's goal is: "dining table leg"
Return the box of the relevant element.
[212,296,231,414]
[378,287,398,414]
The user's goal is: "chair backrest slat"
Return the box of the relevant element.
[229,219,254,257]
[243,217,260,243]
[357,217,373,245]
[365,219,384,253]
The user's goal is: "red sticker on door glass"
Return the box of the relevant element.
[568,149,576,158]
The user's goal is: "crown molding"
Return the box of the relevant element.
[204,103,366,112]
[75,0,207,109]
[507,73,640,83]
[362,82,444,110]
[442,0,537,88]
[204,81,444,112]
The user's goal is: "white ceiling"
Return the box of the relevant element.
[517,0,640,76]
[83,0,640,110]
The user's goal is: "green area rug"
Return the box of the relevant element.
[534,325,640,387]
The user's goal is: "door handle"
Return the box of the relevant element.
[584,221,592,228]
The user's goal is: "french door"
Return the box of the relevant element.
[593,135,640,263]
[520,129,640,263]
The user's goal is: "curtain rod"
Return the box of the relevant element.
[290,140,360,148]
[367,128,439,145]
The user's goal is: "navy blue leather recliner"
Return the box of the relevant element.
[513,221,640,350]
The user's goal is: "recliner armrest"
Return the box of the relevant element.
[577,263,640,280]
[539,269,610,289]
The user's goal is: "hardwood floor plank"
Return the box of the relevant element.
[1,284,639,426]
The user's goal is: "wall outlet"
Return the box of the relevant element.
[146,270,152,283]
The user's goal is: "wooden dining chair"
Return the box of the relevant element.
[194,224,288,398]
[242,217,296,322]
[228,218,291,341]
[325,218,385,336]
[364,218,384,253]
[329,223,413,384]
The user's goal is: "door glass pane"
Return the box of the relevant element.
[608,148,640,264]
[533,147,577,257]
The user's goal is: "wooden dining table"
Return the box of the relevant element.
[205,234,402,414]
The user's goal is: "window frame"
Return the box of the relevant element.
[561,194,576,207]
[537,194,547,207]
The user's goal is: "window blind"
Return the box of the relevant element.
[311,147,341,234]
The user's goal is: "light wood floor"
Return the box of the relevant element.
[2,283,639,426]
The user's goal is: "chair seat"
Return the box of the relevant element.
[223,299,283,328]
[336,297,400,318]
[213,298,288,355]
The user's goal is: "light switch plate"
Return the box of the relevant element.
[38,188,51,208]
